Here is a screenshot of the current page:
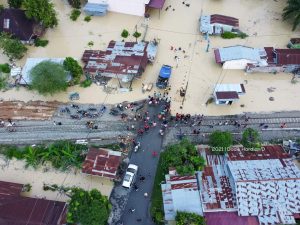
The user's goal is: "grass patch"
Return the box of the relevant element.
[70,9,81,21]
[80,79,93,88]
[34,38,49,47]
[84,16,92,22]
[0,76,8,90]
[96,143,121,151]
[221,31,248,39]
[0,63,10,73]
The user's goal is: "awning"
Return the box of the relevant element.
[147,0,166,9]
[159,65,172,79]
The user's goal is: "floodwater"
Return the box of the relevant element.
[0,158,113,201]
[0,0,300,115]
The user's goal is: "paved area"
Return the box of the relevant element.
[109,103,164,225]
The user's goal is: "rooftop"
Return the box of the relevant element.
[82,147,122,179]
[0,8,41,41]
[214,84,245,95]
[214,45,267,64]
[0,181,66,225]
[162,174,203,220]
[82,41,157,82]
[205,212,259,225]
[215,91,239,100]
[210,14,239,27]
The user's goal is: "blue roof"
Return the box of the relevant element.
[159,65,172,78]
[218,45,265,62]
[83,3,108,16]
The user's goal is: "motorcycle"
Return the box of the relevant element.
[134,142,141,152]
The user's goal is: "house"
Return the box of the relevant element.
[161,171,203,221]
[20,58,70,85]
[0,180,67,225]
[86,0,165,16]
[0,8,43,44]
[199,14,239,35]
[246,48,300,74]
[214,45,268,69]
[161,145,300,225]
[82,40,158,84]
[82,147,122,179]
[213,83,245,105]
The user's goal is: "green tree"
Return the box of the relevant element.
[63,57,83,84]
[23,0,58,28]
[121,29,129,38]
[68,0,80,8]
[282,0,300,31]
[0,33,27,60]
[241,128,261,149]
[8,0,23,8]
[209,130,233,154]
[133,31,141,42]
[67,188,110,225]
[29,61,68,95]
[160,139,206,176]
[175,211,205,225]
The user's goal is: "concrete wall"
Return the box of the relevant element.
[223,59,256,70]
[89,0,146,16]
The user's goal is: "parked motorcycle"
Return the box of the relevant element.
[134,142,141,152]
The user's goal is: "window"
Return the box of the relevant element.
[3,19,10,29]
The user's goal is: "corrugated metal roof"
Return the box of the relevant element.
[205,212,259,225]
[214,84,245,95]
[215,45,265,63]
[210,14,239,27]
[82,147,122,179]
[162,174,203,221]
[0,181,66,225]
[215,91,239,100]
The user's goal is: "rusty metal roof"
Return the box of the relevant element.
[0,181,67,225]
[210,14,239,27]
[82,147,122,179]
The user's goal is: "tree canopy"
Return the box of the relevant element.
[29,61,68,95]
[0,33,27,60]
[209,130,233,154]
[23,0,58,28]
[67,188,111,225]
[282,0,300,31]
[241,128,261,150]
[63,57,83,84]
[160,138,206,175]
[175,211,206,225]
[8,0,23,8]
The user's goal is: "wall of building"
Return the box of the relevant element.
[223,59,257,70]
[89,0,146,16]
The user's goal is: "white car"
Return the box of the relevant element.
[122,164,138,188]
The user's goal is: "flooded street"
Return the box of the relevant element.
[0,0,299,115]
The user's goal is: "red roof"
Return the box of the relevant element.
[214,49,222,64]
[264,47,300,65]
[0,181,67,225]
[227,145,289,161]
[82,41,150,78]
[210,14,239,27]
[205,212,259,225]
[275,49,300,65]
[82,147,122,179]
[215,91,239,100]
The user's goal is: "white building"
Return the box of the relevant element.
[213,83,246,105]
[88,0,150,16]
[200,14,239,35]
[214,45,268,70]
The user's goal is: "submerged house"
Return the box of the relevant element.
[82,40,158,84]
[86,0,165,16]
[213,83,245,105]
[0,8,43,44]
[214,45,268,69]
[246,48,300,74]
[199,14,239,35]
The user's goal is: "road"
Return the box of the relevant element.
[109,103,165,225]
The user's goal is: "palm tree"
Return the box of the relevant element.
[282,0,300,31]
